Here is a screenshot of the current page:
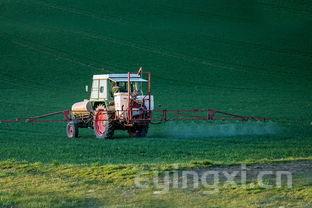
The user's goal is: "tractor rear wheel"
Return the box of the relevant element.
[93,105,114,139]
[66,121,79,138]
[128,125,148,137]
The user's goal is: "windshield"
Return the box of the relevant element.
[111,81,144,95]
[132,82,143,95]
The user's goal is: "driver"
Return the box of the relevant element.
[132,89,139,98]
[112,82,120,94]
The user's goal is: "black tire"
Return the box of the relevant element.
[66,121,79,139]
[128,125,148,138]
[93,105,114,139]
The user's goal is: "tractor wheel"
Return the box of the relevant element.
[93,105,114,139]
[128,125,148,138]
[66,121,79,139]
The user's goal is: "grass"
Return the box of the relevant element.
[0,125,312,164]
[0,0,312,207]
[1,160,312,208]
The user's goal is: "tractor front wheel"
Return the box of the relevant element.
[66,121,79,139]
[93,105,114,139]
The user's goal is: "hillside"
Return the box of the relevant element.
[1,0,311,121]
[1,1,312,207]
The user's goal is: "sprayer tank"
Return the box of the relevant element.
[71,100,92,117]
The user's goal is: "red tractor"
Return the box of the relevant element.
[67,70,153,139]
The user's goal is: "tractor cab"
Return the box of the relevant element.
[89,73,153,111]
[90,74,147,102]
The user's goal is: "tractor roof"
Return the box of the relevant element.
[93,74,147,82]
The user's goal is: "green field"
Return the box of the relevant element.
[0,0,312,207]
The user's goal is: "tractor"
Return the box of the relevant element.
[66,70,154,139]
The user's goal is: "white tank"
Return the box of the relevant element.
[114,93,129,111]
[114,93,154,119]
[114,94,154,111]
